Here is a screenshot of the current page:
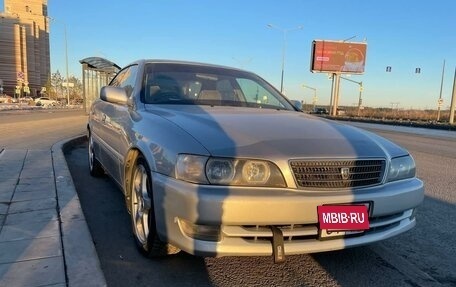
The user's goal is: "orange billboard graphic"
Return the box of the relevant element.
[311,40,367,74]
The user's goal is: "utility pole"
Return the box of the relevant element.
[437,60,445,121]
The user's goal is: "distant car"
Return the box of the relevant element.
[311,107,329,114]
[87,60,424,262]
[19,97,34,103]
[35,97,58,107]
[0,95,13,103]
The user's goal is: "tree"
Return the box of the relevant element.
[51,70,63,99]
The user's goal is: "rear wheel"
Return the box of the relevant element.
[130,155,180,257]
[88,133,104,177]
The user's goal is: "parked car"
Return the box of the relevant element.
[0,95,13,103]
[35,97,58,107]
[311,107,329,114]
[87,60,424,262]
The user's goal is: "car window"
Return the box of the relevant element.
[142,63,294,110]
[110,65,138,97]
[236,78,284,107]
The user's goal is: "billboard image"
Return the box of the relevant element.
[311,40,367,74]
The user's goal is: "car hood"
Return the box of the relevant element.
[144,105,408,159]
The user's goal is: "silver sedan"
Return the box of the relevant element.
[87,60,424,262]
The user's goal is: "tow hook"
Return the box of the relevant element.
[269,226,285,263]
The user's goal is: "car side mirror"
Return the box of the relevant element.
[290,100,303,111]
[100,86,128,105]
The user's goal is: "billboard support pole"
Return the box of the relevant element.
[332,73,341,116]
[329,74,335,115]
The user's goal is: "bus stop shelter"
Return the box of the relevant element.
[80,57,120,112]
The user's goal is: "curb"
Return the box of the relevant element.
[51,135,107,287]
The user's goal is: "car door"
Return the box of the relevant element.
[97,65,138,185]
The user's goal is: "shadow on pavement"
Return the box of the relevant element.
[65,141,456,287]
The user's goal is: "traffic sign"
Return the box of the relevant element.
[17,71,25,82]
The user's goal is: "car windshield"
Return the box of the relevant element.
[141,63,294,110]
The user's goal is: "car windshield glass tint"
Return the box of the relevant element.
[142,63,294,110]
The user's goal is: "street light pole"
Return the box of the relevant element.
[50,17,70,106]
[267,24,303,93]
[302,84,317,109]
[437,59,445,121]
[64,23,70,106]
[340,76,363,116]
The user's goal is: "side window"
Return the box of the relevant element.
[110,65,138,97]
[236,78,284,107]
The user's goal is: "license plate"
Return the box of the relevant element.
[318,204,370,239]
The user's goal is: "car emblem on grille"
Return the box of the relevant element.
[341,167,350,180]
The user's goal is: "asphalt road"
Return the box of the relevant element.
[64,125,456,287]
[0,109,88,149]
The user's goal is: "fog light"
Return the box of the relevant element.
[179,219,221,242]
[410,208,417,220]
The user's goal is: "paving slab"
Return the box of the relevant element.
[24,150,52,162]
[0,137,106,287]
[0,166,22,180]
[0,220,59,242]
[14,181,55,193]
[0,179,17,200]
[18,177,54,186]
[19,167,54,179]
[0,203,7,215]
[8,198,57,214]
[11,188,55,202]
[0,150,27,161]
[0,256,65,287]
[5,209,57,225]
[0,236,61,264]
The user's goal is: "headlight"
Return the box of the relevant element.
[176,154,286,187]
[176,154,208,184]
[206,158,235,184]
[206,158,286,187]
[387,155,416,182]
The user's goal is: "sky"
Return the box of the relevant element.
[2,0,455,109]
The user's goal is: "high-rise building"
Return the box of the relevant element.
[0,0,50,97]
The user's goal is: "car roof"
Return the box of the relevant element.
[126,59,248,73]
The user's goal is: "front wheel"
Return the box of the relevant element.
[130,155,180,257]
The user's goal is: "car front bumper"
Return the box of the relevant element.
[152,173,424,257]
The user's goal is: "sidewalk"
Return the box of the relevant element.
[0,136,106,287]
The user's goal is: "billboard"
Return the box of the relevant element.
[311,40,367,74]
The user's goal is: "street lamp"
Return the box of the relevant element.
[50,17,70,106]
[301,84,317,109]
[267,24,303,93]
[64,23,70,106]
[340,76,363,116]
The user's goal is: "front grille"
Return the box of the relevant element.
[290,159,385,189]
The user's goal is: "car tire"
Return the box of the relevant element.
[129,154,180,257]
[88,133,104,177]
